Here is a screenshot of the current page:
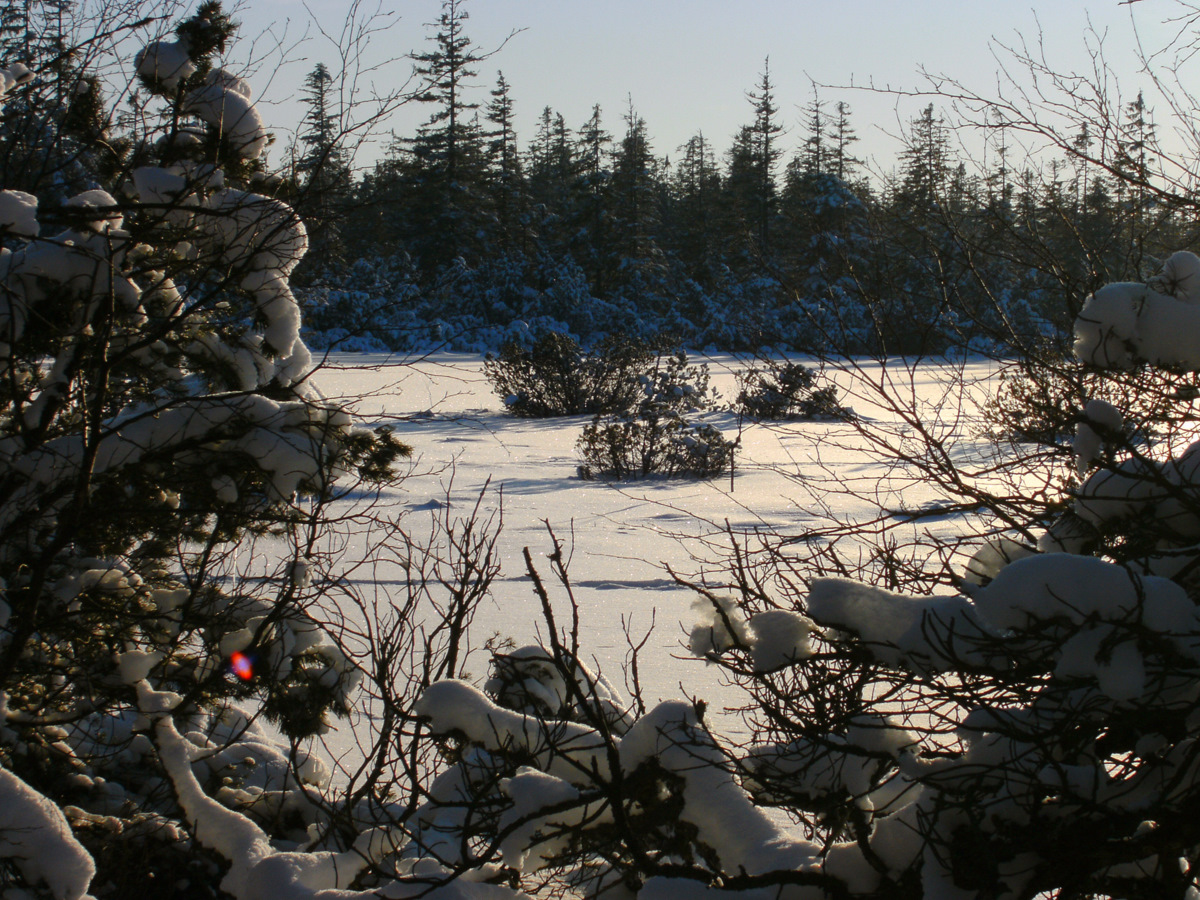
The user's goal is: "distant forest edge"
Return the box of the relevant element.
[290,0,1177,357]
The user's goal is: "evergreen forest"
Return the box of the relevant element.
[289,0,1185,358]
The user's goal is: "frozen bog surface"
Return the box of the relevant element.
[309,353,999,725]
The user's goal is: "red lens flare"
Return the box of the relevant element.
[230,651,254,681]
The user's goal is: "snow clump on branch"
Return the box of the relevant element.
[184,68,268,159]
[0,62,33,101]
[135,39,196,90]
[1075,250,1200,369]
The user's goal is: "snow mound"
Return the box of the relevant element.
[135,39,196,90]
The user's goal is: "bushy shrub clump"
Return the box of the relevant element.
[637,348,718,413]
[483,332,656,417]
[577,350,732,479]
[736,360,846,420]
[487,332,731,479]
[577,412,732,479]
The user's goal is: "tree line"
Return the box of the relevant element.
[289,0,1192,357]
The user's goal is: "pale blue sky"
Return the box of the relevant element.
[232,1,1184,174]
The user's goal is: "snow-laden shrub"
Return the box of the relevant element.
[576,410,733,479]
[484,331,656,417]
[736,359,846,420]
[635,348,718,414]
[982,348,1196,448]
[575,349,730,479]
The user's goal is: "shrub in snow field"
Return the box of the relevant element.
[576,409,733,479]
[736,359,846,420]
[982,351,1190,449]
[483,331,656,417]
[576,349,729,479]
[635,347,718,415]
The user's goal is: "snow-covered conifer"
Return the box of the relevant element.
[0,4,407,895]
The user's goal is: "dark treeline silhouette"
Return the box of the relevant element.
[292,0,1189,357]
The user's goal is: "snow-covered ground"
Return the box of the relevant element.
[310,352,1001,726]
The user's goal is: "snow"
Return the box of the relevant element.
[747,609,816,671]
[415,680,610,780]
[1074,397,1122,475]
[962,536,1035,585]
[414,684,825,880]
[155,713,391,900]
[1074,254,1200,370]
[185,70,269,159]
[134,39,196,90]
[0,62,33,100]
[116,649,163,684]
[1074,282,1149,368]
[204,189,308,275]
[688,593,750,657]
[0,190,38,237]
[805,550,1200,702]
[64,189,122,233]
[616,700,820,876]
[1148,250,1200,305]
[0,767,96,900]
[805,577,983,671]
[310,353,994,706]
[132,165,187,203]
[498,769,590,872]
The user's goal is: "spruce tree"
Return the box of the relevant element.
[745,58,784,258]
[1114,91,1158,270]
[898,103,950,210]
[568,104,612,292]
[799,86,825,177]
[293,61,352,273]
[608,100,664,293]
[526,106,573,209]
[405,0,489,268]
[411,0,480,188]
[671,131,721,281]
[484,70,524,248]
[829,100,859,182]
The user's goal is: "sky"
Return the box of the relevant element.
[231,0,1191,176]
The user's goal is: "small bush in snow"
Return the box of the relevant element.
[483,331,655,417]
[576,349,729,479]
[736,360,846,420]
[577,409,733,479]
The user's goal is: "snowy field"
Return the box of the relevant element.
[309,352,1002,733]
